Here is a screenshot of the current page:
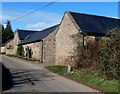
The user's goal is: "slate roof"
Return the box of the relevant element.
[17,29,38,40]
[4,39,13,45]
[2,44,5,46]
[69,11,120,36]
[18,25,59,45]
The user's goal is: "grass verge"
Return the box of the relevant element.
[6,54,40,62]
[45,65,118,93]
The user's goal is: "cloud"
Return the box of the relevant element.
[111,17,120,19]
[2,9,61,30]
[25,22,58,30]
[0,14,15,22]
[2,9,62,23]
[3,24,7,28]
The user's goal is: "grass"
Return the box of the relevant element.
[45,65,118,93]
[6,54,40,62]
[6,54,15,57]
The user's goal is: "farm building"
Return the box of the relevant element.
[4,11,120,65]
[4,29,38,55]
[18,25,59,63]
[55,11,120,65]
[14,29,38,53]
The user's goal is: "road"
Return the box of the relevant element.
[1,55,99,92]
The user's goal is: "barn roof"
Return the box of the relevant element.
[69,11,120,36]
[17,29,38,40]
[4,38,13,45]
[18,24,59,45]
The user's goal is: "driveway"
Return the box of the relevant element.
[1,55,100,92]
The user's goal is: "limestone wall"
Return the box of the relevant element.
[21,28,58,63]
[55,12,82,65]
[43,28,58,63]
[23,41,42,62]
[13,31,21,54]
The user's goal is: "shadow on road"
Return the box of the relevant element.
[2,60,56,91]
[11,69,55,86]
[2,64,13,91]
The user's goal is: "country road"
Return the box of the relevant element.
[1,55,100,92]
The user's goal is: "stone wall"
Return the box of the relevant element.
[13,31,21,54]
[42,28,58,63]
[55,12,82,65]
[23,41,42,62]
[56,12,105,66]
[21,28,58,63]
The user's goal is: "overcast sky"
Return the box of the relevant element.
[1,2,119,31]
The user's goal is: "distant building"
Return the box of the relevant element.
[1,44,5,54]
[4,29,38,55]
[18,25,59,63]
[4,39,14,54]
[14,29,38,53]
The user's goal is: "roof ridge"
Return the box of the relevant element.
[18,24,59,45]
[17,29,40,32]
[68,11,120,20]
[31,24,59,34]
[40,24,59,31]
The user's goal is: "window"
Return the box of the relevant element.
[7,45,13,49]
[95,36,101,41]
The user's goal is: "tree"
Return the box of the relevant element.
[2,20,14,44]
[99,28,120,79]
[67,32,102,69]
[0,24,4,32]
[16,45,24,56]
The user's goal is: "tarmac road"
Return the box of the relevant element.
[1,55,100,92]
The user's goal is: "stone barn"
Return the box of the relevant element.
[55,11,120,65]
[18,25,59,63]
[14,29,38,54]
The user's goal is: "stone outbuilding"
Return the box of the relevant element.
[4,29,38,54]
[55,11,120,65]
[14,29,38,53]
[18,25,59,63]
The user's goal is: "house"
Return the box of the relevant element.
[55,11,120,65]
[18,25,59,63]
[4,39,14,54]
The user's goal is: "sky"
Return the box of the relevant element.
[1,0,120,2]
[1,2,119,31]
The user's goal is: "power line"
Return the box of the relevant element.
[10,0,58,22]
